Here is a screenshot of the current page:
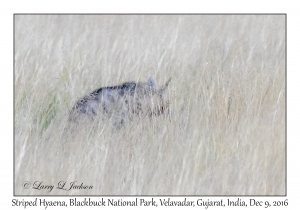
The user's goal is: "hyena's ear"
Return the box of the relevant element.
[165,78,171,87]
[147,77,155,87]
[159,77,171,95]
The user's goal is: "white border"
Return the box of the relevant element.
[2,0,298,209]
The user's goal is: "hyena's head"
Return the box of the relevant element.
[135,77,171,116]
[156,77,171,115]
[138,76,156,96]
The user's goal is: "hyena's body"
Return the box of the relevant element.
[69,77,171,127]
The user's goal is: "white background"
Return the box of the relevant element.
[1,0,298,209]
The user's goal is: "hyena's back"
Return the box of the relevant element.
[69,82,136,119]
[69,77,171,124]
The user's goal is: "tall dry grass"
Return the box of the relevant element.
[15,15,285,195]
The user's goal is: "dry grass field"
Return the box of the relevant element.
[14,15,285,195]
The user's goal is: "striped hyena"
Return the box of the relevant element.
[69,77,171,127]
